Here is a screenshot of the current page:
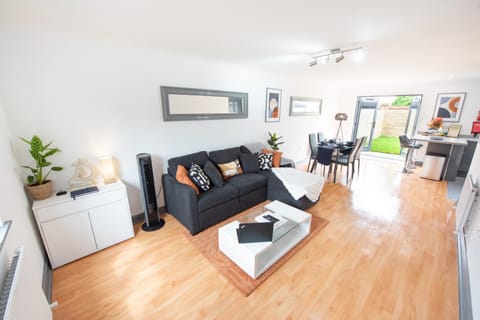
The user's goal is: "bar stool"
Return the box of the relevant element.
[399,135,423,173]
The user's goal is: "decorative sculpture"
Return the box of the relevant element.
[69,158,94,189]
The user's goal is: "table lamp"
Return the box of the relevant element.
[335,113,348,141]
[100,156,116,184]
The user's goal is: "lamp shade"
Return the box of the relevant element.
[100,155,116,184]
[335,113,348,121]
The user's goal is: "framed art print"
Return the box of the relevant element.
[433,92,466,122]
[447,124,462,138]
[265,88,282,122]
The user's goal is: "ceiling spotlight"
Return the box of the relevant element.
[309,46,362,67]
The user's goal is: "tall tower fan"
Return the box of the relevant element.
[136,153,165,231]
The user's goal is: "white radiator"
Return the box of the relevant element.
[0,246,24,320]
[456,174,479,320]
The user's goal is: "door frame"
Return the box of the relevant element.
[352,94,423,149]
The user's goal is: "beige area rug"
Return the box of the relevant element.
[184,201,329,296]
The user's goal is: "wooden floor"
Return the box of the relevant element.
[52,157,458,319]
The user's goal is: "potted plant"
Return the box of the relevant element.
[267,132,284,151]
[20,135,63,200]
[267,132,285,167]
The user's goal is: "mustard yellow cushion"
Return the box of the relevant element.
[217,159,243,180]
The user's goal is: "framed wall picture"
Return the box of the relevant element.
[289,96,322,116]
[447,124,462,138]
[433,92,466,122]
[265,88,282,122]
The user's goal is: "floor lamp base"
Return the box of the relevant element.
[335,121,344,141]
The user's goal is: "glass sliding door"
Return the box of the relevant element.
[352,95,422,155]
[353,98,378,149]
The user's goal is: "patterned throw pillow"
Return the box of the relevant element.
[258,153,273,171]
[217,159,243,179]
[261,148,283,167]
[175,165,199,195]
[188,163,211,192]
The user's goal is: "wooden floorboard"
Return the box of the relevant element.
[52,156,458,319]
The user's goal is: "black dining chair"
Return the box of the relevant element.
[317,132,324,144]
[306,133,318,172]
[353,136,367,175]
[310,146,334,176]
[332,137,363,183]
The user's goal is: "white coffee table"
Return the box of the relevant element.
[218,200,311,279]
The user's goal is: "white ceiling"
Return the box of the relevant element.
[2,0,480,84]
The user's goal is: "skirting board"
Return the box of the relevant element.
[132,206,166,225]
[42,258,52,303]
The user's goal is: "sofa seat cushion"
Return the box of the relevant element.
[198,183,238,212]
[226,173,267,196]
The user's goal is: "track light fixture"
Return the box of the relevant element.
[309,46,362,67]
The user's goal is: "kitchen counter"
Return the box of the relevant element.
[412,134,468,181]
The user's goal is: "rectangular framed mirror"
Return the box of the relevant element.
[161,86,248,121]
[289,96,322,116]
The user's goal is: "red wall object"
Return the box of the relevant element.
[472,121,480,134]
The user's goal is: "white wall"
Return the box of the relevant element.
[1,26,479,216]
[0,101,52,319]
[0,27,339,214]
[336,79,480,140]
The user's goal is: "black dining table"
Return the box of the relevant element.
[317,142,354,183]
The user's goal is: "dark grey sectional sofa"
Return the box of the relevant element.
[162,146,318,235]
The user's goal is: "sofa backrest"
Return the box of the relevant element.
[208,147,242,165]
[167,151,209,176]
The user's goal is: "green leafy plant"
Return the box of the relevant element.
[267,132,284,151]
[19,135,63,185]
[391,96,413,106]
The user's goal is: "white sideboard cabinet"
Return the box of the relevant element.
[32,181,134,269]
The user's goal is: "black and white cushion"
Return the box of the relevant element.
[188,163,211,191]
[258,153,273,171]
